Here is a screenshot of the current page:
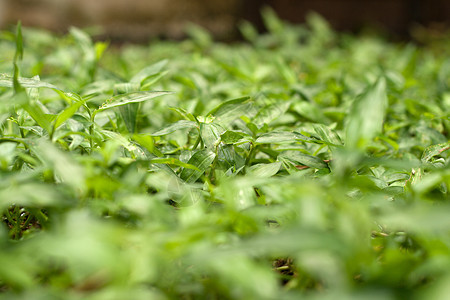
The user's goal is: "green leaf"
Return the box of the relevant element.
[186,23,213,48]
[239,20,259,43]
[278,151,328,169]
[0,182,62,210]
[130,59,168,85]
[345,78,387,149]
[220,130,251,144]
[180,149,216,183]
[0,254,34,289]
[53,95,86,130]
[294,101,329,123]
[312,124,343,147]
[114,82,140,94]
[22,102,53,134]
[261,6,284,35]
[70,27,93,51]
[152,120,197,136]
[150,158,200,171]
[200,122,224,150]
[421,142,450,163]
[119,103,139,133]
[253,100,291,126]
[32,139,85,191]
[70,27,97,80]
[248,162,281,178]
[255,131,312,144]
[96,91,172,112]
[14,21,23,62]
[169,106,196,121]
[132,133,156,155]
[274,56,297,84]
[207,96,251,123]
[0,74,62,90]
[100,130,138,153]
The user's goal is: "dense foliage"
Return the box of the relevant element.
[0,9,449,299]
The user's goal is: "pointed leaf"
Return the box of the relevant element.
[0,74,62,90]
[119,103,139,133]
[255,131,312,144]
[312,124,343,147]
[53,96,86,130]
[248,162,281,178]
[200,122,224,149]
[207,96,251,121]
[253,100,291,126]
[32,139,85,191]
[22,102,53,134]
[14,21,23,61]
[130,59,168,84]
[152,120,197,136]
[97,91,172,112]
[221,130,251,144]
[180,149,216,183]
[294,101,329,123]
[346,78,387,149]
[278,151,328,169]
[132,133,156,155]
[150,158,200,171]
[169,106,196,121]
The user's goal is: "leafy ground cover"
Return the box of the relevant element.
[0,9,449,299]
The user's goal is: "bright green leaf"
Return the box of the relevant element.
[346,78,387,149]
[97,91,172,112]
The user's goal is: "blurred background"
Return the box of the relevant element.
[0,0,449,41]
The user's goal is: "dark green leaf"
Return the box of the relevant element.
[220,130,251,144]
[180,149,216,183]
[14,21,23,62]
[119,103,139,133]
[152,120,197,136]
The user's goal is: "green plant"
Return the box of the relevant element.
[0,9,449,299]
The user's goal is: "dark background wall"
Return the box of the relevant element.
[246,0,450,36]
[0,0,449,41]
